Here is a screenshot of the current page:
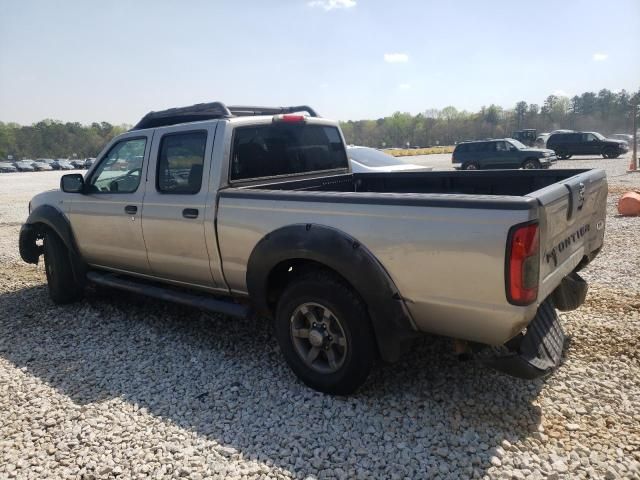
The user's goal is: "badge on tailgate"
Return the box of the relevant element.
[545,224,590,267]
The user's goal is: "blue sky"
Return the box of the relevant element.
[1,0,638,125]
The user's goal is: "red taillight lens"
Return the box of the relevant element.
[506,222,540,305]
[273,114,306,123]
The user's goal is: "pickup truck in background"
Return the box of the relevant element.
[20,102,607,394]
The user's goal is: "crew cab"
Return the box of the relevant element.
[20,102,607,394]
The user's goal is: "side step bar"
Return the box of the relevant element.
[86,271,250,319]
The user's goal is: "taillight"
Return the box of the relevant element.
[273,114,306,124]
[506,222,540,305]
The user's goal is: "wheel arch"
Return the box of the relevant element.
[20,204,86,281]
[246,224,419,362]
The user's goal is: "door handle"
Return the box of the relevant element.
[182,208,199,219]
[124,205,137,215]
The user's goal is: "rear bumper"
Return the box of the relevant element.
[479,298,565,379]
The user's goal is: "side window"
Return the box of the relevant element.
[584,133,597,142]
[495,141,507,152]
[157,131,207,194]
[483,142,496,152]
[88,138,146,194]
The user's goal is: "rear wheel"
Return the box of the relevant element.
[275,270,376,395]
[43,231,84,304]
[462,162,480,170]
[522,158,542,169]
[556,151,571,160]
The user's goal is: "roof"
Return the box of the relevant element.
[131,102,319,131]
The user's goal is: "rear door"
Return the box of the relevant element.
[530,169,607,301]
[495,140,519,168]
[141,123,220,287]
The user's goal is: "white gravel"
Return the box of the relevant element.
[1,157,639,479]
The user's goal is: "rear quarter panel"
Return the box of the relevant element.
[216,192,538,345]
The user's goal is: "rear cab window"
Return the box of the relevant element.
[230,123,348,181]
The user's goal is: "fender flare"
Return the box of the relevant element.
[246,224,419,362]
[20,205,86,281]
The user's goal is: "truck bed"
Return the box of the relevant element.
[217,168,607,346]
[240,169,592,198]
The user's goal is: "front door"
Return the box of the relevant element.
[67,133,152,274]
[582,133,602,155]
[141,124,218,287]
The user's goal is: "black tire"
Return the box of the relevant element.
[462,162,480,170]
[603,149,619,159]
[43,231,84,304]
[522,158,542,169]
[275,270,376,395]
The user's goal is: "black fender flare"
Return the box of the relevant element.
[246,224,419,362]
[20,205,86,281]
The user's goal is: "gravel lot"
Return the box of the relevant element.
[1,157,639,479]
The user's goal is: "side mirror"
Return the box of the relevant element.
[61,173,85,193]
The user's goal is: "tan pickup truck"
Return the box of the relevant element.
[20,102,607,394]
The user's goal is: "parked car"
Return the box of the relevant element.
[53,160,75,170]
[0,162,18,173]
[68,159,86,169]
[32,161,53,171]
[38,158,60,170]
[452,138,557,170]
[347,146,432,173]
[20,101,606,394]
[14,160,36,172]
[511,129,537,147]
[84,157,96,168]
[546,131,629,159]
[535,133,550,148]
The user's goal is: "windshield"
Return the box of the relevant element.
[592,132,606,140]
[507,139,528,149]
[347,147,401,167]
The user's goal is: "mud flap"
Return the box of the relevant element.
[551,272,588,312]
[480,298,565,380]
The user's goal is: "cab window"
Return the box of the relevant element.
[88,138,146,194]
[157,131,207,194]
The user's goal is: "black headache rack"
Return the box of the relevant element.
[131,102,319,130]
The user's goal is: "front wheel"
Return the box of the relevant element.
[603,150,619,159]
[275,270,376,395]
[43,231,84,304]
[522,159,542,169]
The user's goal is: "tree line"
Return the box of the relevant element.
[0,120,129,160]
[340,88,639,147]
[1,87,638,160]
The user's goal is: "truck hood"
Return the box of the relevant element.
[522,147,555,155]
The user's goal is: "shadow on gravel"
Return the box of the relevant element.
[0,283,545,478]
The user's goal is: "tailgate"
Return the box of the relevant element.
[529,168,607,302]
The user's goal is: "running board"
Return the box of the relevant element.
[86,271,250,319]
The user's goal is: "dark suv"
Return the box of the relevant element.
[452,138,557,170]
[546,131,629,159]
